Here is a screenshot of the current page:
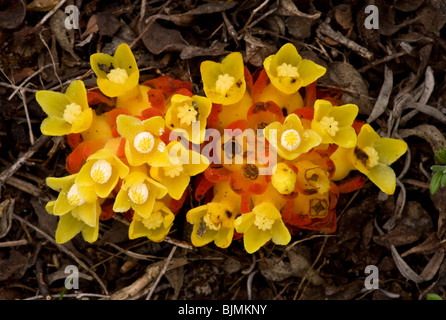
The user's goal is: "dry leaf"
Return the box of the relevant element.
[26,0,59,12]
[0,0,26,29]
[142,21,186,55]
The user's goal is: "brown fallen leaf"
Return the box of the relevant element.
[82,13,122,39]
[26,0,59,12]
[180,41,229,60]
[0,0,26,29]
[142,21,186,55]
[0,250,28,281]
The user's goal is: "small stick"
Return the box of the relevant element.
[0,239,28,248]
[19,90,35,145]
[145,245,177,300]
[7,65,52,100]
[35,258,51,300]
[317,18,374,60]
[0,134,51,197]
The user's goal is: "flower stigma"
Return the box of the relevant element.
[281,129,301,151]
[90,159,113,184]
[277,63,299,78]
[134,132,155,153]
[319,116,339,137]
[128,183,149,204]
[106,68,128,84]
[363,146,380,168]
[67,183,85,207]
[142,211,164,229]
[254,213,274,231]
[215,73,235,96]
[177,102,198,126]
[63,103,83,124]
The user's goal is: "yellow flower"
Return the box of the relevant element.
[113,170,167,218]
[295,160,331,195]
[200,52,246,105]
[186,181,240,248]
[271,162,297,195]
[45,174,101,243]
[330,124,407,194]
[234,202,291,254]
[150,141,209,200]
[264,113,322,160]
[263,43,326,94]
[165,94,212,144]
[76,149,129,198]
[116,115,170,167]
[90,43,139,97]
[311,99,358,148]
[128,201,175,242]
[36,80,93,136]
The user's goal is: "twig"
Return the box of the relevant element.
[35,258,51,300]
[36,0,69,27]
[7,64,52,100]
[0,239,28,247]
[0,134,51,197]
[317,18,374,60]
[246,270,257,300]
[146,245,177,300]
[12,213,109,295]
[5,176,45,198]
[19,90,35,145]
[39,31,63,91]
[0,82,39,93]
[358,51,406,72]
[367,65,393,124]
[24,293,110,300]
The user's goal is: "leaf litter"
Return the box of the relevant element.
[0,0,445,301]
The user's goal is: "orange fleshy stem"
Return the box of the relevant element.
[194,175,215,202]
[304,81,317,108]
[67,133,82,150]
[142,75,192,96]
[336,173,367,194]
[100,198,116,221]
[87,90,114,106]
[147,89,166,113]
[170,189,188,215]
[251,68,269,102]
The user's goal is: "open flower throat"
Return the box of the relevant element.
[37,42,407,253]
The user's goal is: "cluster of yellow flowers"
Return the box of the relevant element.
[37,43,407,253]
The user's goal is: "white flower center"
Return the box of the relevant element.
[90,159,112,184]
[254,213,275,231]
[319,116,339,137]
[177,102,198,126]
[203,212,221,231]
[67,183,85,207]
[134,132,155,153]
[363,146,380,168]
[106,68,128,84]
[215,73,235,96]
[128,183,149,205]
[281,129,301,151]
[142,211,164,229]
[277,63,299,78]
[63,103,83,124]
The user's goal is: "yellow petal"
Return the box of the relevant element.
[73,201,98,227]
[374,138,408,166]
[357,124,380,149]
[65,80,89,110]
[313,99,333,121]
[40,117,72,136]
[116,114,143,140]
[214,227,234,249]
[46,175,76,191]
[233,212,255,234]
[330,104,358,127]
[334,126,357,148]
[113,43,139,78]
[55,213,83,244]
[90,52,117,79]
[367,163,397,195]
[297,59,326,87]
[243,226,271,254]
[36,91,69,118]
[45,201,55,214]
[270,220,291,245]
[113,188,132,212]
[70,108,93,133]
